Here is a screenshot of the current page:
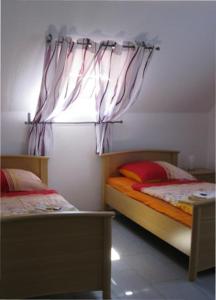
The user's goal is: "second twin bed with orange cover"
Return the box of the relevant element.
[101,149,215,281]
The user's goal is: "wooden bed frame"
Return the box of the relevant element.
[101,150,215,281]
[0,155,114,299]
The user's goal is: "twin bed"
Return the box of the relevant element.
[0,150,215,299]
[0,155,114,299]
[101,150,215,281]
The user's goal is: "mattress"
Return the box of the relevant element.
[107,177,192,227]
[1,189,77,217]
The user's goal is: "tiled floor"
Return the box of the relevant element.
[109,214,215,300]
[38,214,215,299]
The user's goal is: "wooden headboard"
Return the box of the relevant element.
[1,155,49,184]
[101,149,179,183]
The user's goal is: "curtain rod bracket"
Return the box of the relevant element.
[46,34,52,43]
[27,112,31,122]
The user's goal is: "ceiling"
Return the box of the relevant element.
[2,1,216,113]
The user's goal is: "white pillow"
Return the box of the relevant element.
[156,161,195,180]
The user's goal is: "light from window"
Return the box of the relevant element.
[111,247,120,261]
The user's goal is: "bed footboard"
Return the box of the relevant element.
[189,200,215,280]
[0,211,114,299]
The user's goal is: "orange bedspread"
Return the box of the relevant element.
[107,177,192,227]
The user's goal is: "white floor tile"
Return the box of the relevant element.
[154,280,214,300]
[111,269,164,299]
[112,215,215,298]
[111,255,132,273]
[124,253,186,283]
[195,269,215,298]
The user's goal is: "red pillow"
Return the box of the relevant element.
[119,161,168,183]
[1,170,9,192]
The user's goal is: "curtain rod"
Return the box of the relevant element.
[46,34,160,51]
[25,121,123,125]
[25,113,123,125]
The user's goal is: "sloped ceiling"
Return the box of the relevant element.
[127,2,216,113]
[2,0,216,113]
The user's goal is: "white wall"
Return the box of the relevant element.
[113,112,210,168]
[1,110,211,209]
[207,106,215,170]
[1,0,215,210]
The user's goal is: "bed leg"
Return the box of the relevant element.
[103,288,111,299]
[188,261,197,281]
[188,205,200,281]
[188,201,215,281]
[102,218,112,299]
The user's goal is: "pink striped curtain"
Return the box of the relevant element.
[28,37,96,155]
[28,37,154,156]
[94,44,154,154]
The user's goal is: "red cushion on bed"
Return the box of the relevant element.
[119,161,168,183]
[1,170,9,192]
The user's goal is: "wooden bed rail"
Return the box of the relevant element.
[0,211,114,299]
[2,210,114,221]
